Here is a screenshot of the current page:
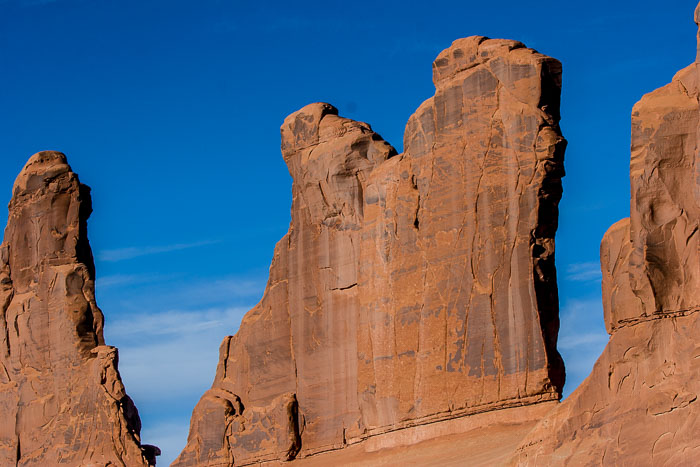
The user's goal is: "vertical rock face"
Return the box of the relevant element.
[175,104,397,466]
[602,45,699,331]
[356,37,566,434]
[0,152,157,466]
[175,36,566,466]
[513,5,700,465]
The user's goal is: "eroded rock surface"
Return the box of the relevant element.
[357,37,566,435]
[0,152,157,466]
[512,5,700,465]
[175,36,566,466]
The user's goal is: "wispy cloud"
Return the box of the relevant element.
[557,331,608,350]
[106,306,251,402]
[96,267,266,462]
[565,261,602,282]
[108,306,246,341]
[105,306,253,463]
[557,297,609,398]
[140,419,191,467]
[559,297,607,341]
[96,272,182,289]
[101,275,266,314]
[96,240,218,262]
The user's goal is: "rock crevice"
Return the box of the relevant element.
[512,5,700,464]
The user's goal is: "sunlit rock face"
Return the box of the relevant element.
[174,35,567,466]
[512,5,700,465]
[0,152,157,466]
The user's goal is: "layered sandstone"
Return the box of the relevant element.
[512,5,700,465]
[0,152,157,466]
[175,36,566,466]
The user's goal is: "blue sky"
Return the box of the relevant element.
[1,0,698,464]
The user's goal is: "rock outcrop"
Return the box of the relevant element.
[0,152,157,466]
[175,36,567,466]
[512,5,700,465]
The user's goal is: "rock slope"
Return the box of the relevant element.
[175,36,567,466]
[512,5,700,465]
[0,152,157,466]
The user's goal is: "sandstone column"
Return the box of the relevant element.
[0,152,157,466]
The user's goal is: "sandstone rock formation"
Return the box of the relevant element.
[512,5,700,465]
[175,36,567,466]
[0,152,158,466]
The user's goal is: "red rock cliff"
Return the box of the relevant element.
[512,5,700,465]
[0,152,157,466]
[175,36,567,466]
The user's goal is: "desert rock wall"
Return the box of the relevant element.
[357,37,566,434]
[175,36,567,466]
[512,5,700,465]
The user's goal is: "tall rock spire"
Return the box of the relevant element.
[0,151,157,466]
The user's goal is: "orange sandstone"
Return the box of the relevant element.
[0,152,158,466]
[175,36,567,466]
